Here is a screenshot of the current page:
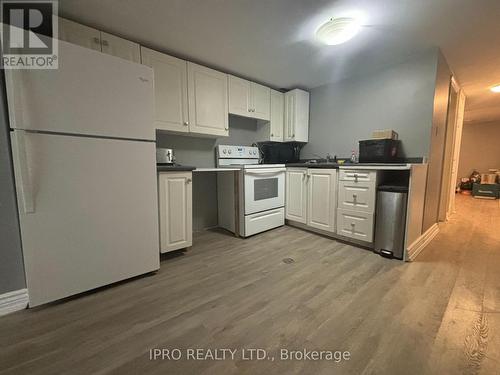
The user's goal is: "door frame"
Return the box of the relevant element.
[438,76,465,221]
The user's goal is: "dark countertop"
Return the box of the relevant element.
[157,164,196,172]
[285,162,415,168]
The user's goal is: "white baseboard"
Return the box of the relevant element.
[407,223,439,261]
[0,289,28,317]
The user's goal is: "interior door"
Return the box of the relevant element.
[5,40,155,140]
[307,169,337,233]
[11,131,160,307]
[100,32,141,63]
[187,62,229,137]
[448,89,466,215]
[141,47,189,133]
[244,168,285,215]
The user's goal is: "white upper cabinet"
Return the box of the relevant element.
[187,62,229,137]
[59,18,141,63]
[270,89,284,141]
[251,82,271,121]
[100,32,141,63]
[228,75,251,117]
[141,47,189,133]
[59,18,101,51]
[228,75,270,121]
[284,89,310,142]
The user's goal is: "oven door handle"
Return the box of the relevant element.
[244,168,286,176]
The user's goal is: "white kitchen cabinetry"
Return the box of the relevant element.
[336,169,378,243]
[158,172,193,253]
[59,18,101,51]
[285,168,307,223]
[188,62,229,137]
[59,18,140,63]
[307,169,337,232]
[100,32,141,63]
[284,89,310,142]
[140,47,189,133]
[286,168,337,233]
[228,75,270,121]
[270,89,285,141]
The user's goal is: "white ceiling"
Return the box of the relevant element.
[60,0,500,124]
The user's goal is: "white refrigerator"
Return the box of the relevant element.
[5,40,160,307]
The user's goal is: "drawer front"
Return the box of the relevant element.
[244,207,284,237]
[337,208,374,243]
[339,169,376,183]
[338,181,375,213]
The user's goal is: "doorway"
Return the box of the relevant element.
[438,77,466,221]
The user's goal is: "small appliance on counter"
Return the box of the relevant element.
[156,148,175,164]
[359,139,401,163]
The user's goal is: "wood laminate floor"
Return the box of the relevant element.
[1,195,499,375]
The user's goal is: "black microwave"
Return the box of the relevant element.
[359,139,401,163]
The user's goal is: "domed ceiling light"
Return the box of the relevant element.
[315,17,361,45]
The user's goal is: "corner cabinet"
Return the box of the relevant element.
[285,168,337,233]
[228,75,270,121]
[158,172,193,253]
[187,62,229,137]
[284,89,310,142]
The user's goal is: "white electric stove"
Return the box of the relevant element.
[216,145,285,237]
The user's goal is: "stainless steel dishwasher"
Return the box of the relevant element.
[374,185,408,259]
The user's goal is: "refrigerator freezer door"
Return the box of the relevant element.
[5,40,155,140]
[11,131,160,307]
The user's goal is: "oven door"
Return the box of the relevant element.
[244,168,285,215]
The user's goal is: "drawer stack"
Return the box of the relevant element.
[337,169,378,243]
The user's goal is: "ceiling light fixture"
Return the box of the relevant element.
[315,17,361,45]
[490,85,500,93]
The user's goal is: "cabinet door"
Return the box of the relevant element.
[228,75,250,117]
[251,82,270,121]
[284,91,295,141]
[307,169,337,233]
[100,32,141,63]
[59,18,101,51]
[158,172,193,253]
[188,62,229,137]
[141,47,189,133]
[285,168,307,223]
[270,89,284,142]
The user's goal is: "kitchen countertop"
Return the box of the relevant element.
[157,164,196,172]
[285,162,415,170]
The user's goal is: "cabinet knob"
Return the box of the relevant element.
[101,39,109,47]
[183,121,189,126]
[93,37,100,44]
[225,127,229,131]
[292,133,295,137]
[271,133,274,137]
[186,178,192,184]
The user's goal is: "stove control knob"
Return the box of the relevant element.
[222,149,227,154]
[228,149,232,154]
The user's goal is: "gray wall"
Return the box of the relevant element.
[0,73,26,294]
[458,121,500,180]
[301,49,439,160]
[156,115,261,231]
[422,51,452,232]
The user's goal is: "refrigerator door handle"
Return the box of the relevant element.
[12,130,35,213]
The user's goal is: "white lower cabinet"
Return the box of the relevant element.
[285,168,337,233]
[337,169,378,243]
[307,169,337,232]
[158,172,193,253]
[337,209,374,243]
